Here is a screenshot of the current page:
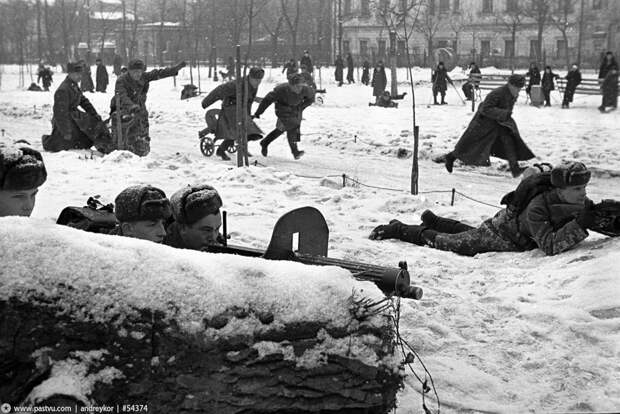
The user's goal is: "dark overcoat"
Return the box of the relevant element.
[563,69,582,103]
[541,71,558,92]
[254,83,315,131]
[361,61,370,85]
[111,66,179,113]
[96,64,109,92]
[81,66,95,92]
[335,58,344,83]
[371,67,387,97]
[599,58,619,107]
[453,84,535,165]
[201,77,263,141]
[431,67,451,93]
[43,76,103,152]
[300,55,313,73]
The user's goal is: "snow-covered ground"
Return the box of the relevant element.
[1,64,619,413]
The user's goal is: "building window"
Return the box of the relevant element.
[437,40,449,48]
[343,0,352,14]
[482,0,493,13]
[506,0,518,12]
[530,39,539,58]
[556,39,567,58]
[397,39,406,55]
[343,40,350,53]
[360,40,368,57]
[439,0,450,13]
[592,0,602,9]
[361,0,370,16]
[504,39,514,57]
[453,0,460,13]
[481,40,491,57]
[378,39,386,57]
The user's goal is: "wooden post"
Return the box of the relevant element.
[411,126,419,195]
[114,94,123,150]
[235,45,245,167]
[389,31,398,97]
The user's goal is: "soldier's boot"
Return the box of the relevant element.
[216,141,231,161]
[289,141,304,160]
[444,151,456,173]
[369,220,437,246]
[441,93,447,104]
[260,129,283,157]
[421,210,474,234]
[433,93,439,105]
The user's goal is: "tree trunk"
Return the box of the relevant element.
[158,0,166,66]
[130,0,139,59]
[44,0,55,65]
[36,0,43,63]
[121,0,128,60]
[60,0,71,63]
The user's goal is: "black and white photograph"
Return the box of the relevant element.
[1,0,619,413]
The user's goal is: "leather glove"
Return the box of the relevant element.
[575,200,596,230]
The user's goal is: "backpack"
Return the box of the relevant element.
[56,197,118,234]
[500,171,553,216]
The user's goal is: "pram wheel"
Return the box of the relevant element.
[227,143,238,153]
[316,96,324,104]
[200,137,215,156]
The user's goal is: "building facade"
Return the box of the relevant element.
[337,0,620,69]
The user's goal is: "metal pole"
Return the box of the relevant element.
[235,45,244,167]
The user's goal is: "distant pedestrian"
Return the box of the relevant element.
[561,63,582,109]
[598,51,618,112]
[37,63,53,91]
[300,50,314,74]
[282,58,298,80]
[95,58,109,93]
[79,60,95,93]
[431,61,453,105]
[541,66,559,107]
[371,61,387,103]
[361,59,370,85]
[525,62,540,97]
[113,52,123,76]
[346,53,355,84]
[334,55,344,86]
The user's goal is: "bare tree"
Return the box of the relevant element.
[523,0,553,64]
[158,0,167,65]
[496,0,526,71]
[260,12,284,64]
[414,0,443,64]
[281,0,301,58]
[548,0,578,69]
[129,0,139,59]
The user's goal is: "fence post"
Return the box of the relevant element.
[342,173,347,188]
[451,188,456,206]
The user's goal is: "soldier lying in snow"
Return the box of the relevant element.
[0,144,47,217]
[369,162,604,256]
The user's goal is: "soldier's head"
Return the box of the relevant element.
[67,61,83,82]
[248,67,265,88]
[127,59,145,81]
[544,65,552,73]
[170,184,223,251]
[529,62,537,69]
[571,63,579,71]
[288,73,307,94]
[605,51,614,61]
[300,64,308,73]
[96,58,102,65]
[507,74,525,96]
[551,162,591,205]
[438,61,444,69]
[0,144,47,217]
[114,185,171,243]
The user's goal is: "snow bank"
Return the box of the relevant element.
[0,217,385,334]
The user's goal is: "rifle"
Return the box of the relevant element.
[211,207,423,300]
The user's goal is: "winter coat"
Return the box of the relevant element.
[371,67,387,96]
[435,190,588,256]
[300,55,313,73]
[541,71,559,92]
[200,77,263,141]
[300,71,317,90]
[346,55,354,81]
[563,69,582,102]
[113,54,123,76]
[526,67,541,86]
[282,61,298,78]
[469,66,481,87]
[431,66,452,93]
[334,58,344,82]
[96,64,109,92]
[81,66,95,92]
[453,84,535,165]
[43,76,101,151]
[37,67,53,89]
[254,83,315,131]
[598,58,619,107]
[361,61,370,85]
[111,66,180,113]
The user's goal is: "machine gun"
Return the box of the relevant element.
[210,207,423,300]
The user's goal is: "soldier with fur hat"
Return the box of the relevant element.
[435,74,535,178]
[110,58,187,156]
[42,61,111,153]
[201,67,265,161]
[369,162,596,256]
[0,144,47,217]
[252,73,315,160]
[112,185,171,243]
[164,184,223,251]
